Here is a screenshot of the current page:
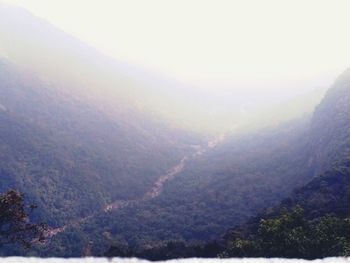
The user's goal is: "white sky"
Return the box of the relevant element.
[2,0,350,93]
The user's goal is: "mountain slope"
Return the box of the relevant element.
[80,68,350,258]
[0,3,346,258]
[0,4,324,133]
[42,116,319,257]
[218,160,350,259]
[309,67,350,173]
[0,4,230,132]
[115,67,350,261]
[216,67,350,259]
[0,59,202,230]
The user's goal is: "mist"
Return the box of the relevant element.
[1,0,349,133]
[2,1,350,260]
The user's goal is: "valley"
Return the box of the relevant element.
[0,2,350,260]
[46,134,226,238]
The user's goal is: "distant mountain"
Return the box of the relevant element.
[0,4,229,132]
[0,4,324,133]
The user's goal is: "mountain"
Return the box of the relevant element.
[217,162,350,259]
[0,57,202,229]
[0,3,212,225]
[43,110,320,257]
[0,4,231,132]
[104,67,350,261]
[0,4,324,133]
[220,69,350,259]
[308,67,350,173]
[93,70,339,254]
[0,4,209,256]
[104,165,350,260]
[211,67,350,259]
[0,3,345,259]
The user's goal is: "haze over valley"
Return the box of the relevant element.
[0,1,350,261]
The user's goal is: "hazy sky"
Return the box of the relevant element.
[2,0,350,95]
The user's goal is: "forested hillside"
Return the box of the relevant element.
[106,67,350,261]
[309,68,350,173]
[219,160,350,259]
[101,67,344,254]
[0,4,238,133]
[36,74,341,257]
[42,115,318,257]
[1,3,350,260]
[218,69,350,258]
[0,59,201,235]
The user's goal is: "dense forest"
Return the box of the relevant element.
[0,190,46,249]
[0,58,208,257]
[1,3,350,260]
[89,68,350,259]
[1,46,350,260]
[104,162,350,260]
[103,86,350,260]
[0,60,202,227]
[219,159,350,258]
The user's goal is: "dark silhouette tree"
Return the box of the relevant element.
[0,190,47,248]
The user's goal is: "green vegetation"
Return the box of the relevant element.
[0,190,46,248]
[0,60,201,227]
[57,117,313,257]
[106,161,350,261]
[222,207,350,258]
[218,156,350,259]
[1,47,350,259]
[101,68,350,260]
[0,60,202,256]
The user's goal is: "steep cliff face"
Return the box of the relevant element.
[309,68,350,173]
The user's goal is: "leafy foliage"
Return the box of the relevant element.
[69,118,315,256]
[105,68,350,260]
[0,190,47,248]
[222,208,350,259]
[123,160,350,260]
[0,60,201,228]
[219,156,350,259]
[0,59,203,256]
[1,37,350,260]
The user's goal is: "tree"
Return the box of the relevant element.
[222,207,350,259]
[0,190,47,248]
